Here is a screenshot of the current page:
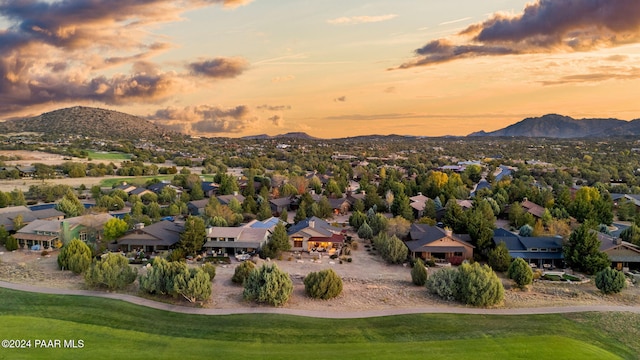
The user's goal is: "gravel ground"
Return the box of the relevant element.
[2,243,639,312]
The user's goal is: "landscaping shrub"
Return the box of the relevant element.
[201,263,216,281]
[411,258,428,286]
[84,253,137,290]
[426,267,458,301]
[507,257,533,289]
[57,239,92,274]
[455,262,504,307]
[595,267,626,295]
[4,236,18,251]
[304,269,343,300]
[488,242,511,272]
[232,260,256,284]
[243,263,293,306]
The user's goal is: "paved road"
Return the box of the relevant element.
[2,280,640,319]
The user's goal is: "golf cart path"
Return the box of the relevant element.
[2,280,640,318]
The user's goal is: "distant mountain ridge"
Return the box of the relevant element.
[469,114,640,138]
[0,106,176,141]
[241,132,319,140]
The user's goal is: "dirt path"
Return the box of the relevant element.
[1,280,639,318]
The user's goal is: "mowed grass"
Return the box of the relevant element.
[86,151,132,160]
[99,175,174,187]
[0,288,636,359]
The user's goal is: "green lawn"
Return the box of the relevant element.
[86,151,132,160]
[99,175,174,187]
[0,288,637,359]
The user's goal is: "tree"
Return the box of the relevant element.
[391,191,414,221]
[257,200,272,221]
[56,190,85,217]
[386,216,411,238]
[373,233,408,264]
[103,218,129,241]
[304,269,343,299]
[563,224,610,275]
[0,225,8,246]
[57,239,92,274]
[84,253,137,290]
[411,258,428,286]
[293,206,307,224]
[12,214,25,231]
[443,199,466,234]
[11,189,26,206]
[139,257,184,295]
[232,260,256,284]
[173,267,212,303]
[5,235,18,251]
[455,262,504,307]
[595,267,626,295]
[488,241,511,272]
[179,216,206,256]
[262,223,291,259]
[357,221,373,240]
[507,257,533,289]
[426,268,458,301]
[620,224,640,246]
[243,263,293,306]
[519,224,533,237]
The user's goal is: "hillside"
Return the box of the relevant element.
[0,106,177,141]
[242,132,319,140]
[469,114,636,138]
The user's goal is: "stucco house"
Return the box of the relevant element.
[404,224,474,263]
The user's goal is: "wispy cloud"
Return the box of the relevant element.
[327,14,397,25]
[439,17,472,26]
[541,66,640,86]
[397,0,640,68]
[334,96,347,102]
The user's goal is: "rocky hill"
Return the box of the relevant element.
[469,114,639,138]
[0,106,177,141]
[242,132,319,140]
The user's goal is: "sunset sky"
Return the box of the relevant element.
[2,0,640,138]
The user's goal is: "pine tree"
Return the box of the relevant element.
[57,239,92,274]
[411,258,428,286]
[178,216,206,256]
[304,269,343,299]
[243,263,293,306]
[507,257,533,289]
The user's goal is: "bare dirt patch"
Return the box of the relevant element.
[2,243,638,312]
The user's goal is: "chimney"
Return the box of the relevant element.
[134,223,144,230]
[361,190,366,195]
[417,192,422,196]
[309,219,315,228]
[615,238,622,245]
[444,227,453,237]
[233,191,238,196]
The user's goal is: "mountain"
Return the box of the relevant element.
[469,114,636,138]
[241,132,319,140]
[0,106,177,141]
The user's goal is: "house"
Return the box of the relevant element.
[598,232,640,271]
[114,182,137,194]
[203,227,270,257]
[269,197,293,215]
[201,181,219,198]
[13,213,113,250]
[405,224,474,263]
[244,217,285,232]
[521,199,546,219]
[0,206,66,232]
[409,192,430,219]
[328,197,351,215]
[493,228,563,268]
[217,192,245,206]
[307,233,345,255]
[148,182,184,199]
[16,165,36,178]
[187,199,210,215]
[116,220,184,253]
[456,199,473,211]
[287,216,345,252]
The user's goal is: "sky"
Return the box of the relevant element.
[1,0,640,138]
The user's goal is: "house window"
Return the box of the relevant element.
[79,232,87,241]
[530,248,538,252]
[454,252,463,257]
[293,237,303,248]
[540,248,547,252]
